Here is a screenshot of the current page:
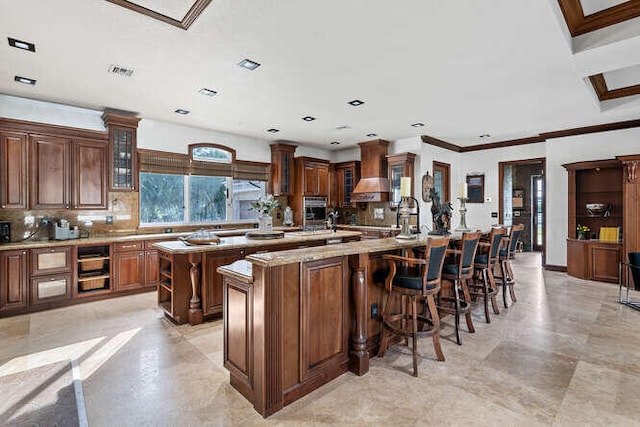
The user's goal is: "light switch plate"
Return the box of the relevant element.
[374,208,384,220]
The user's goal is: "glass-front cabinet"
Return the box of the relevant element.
[387,153,416,206]
[269,142,297,196]
[102,112,141,191]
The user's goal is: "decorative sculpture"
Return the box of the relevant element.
[428,188,453,235]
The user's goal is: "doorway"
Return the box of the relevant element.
[499,158,546,263]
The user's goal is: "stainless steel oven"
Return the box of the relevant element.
[303,197,327,227]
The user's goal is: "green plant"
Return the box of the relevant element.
[249,194,279,215]
[577,224,590,233]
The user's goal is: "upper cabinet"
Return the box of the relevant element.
[387,152,416,206]
[270,142,297,196]
[334,161,360,208]
[30,134,72,209]
[295,157,330,197]
[0,131,28,210]
[0,118,109,211]
[102,112,141,192]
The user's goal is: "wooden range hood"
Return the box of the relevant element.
[351,139,390,202]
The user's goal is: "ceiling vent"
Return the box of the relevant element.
[108,64,135,77]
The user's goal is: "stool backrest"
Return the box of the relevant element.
[459,232,482,274]
[489,227,506,262]
[425,237,450,284]
[507,224,525,257]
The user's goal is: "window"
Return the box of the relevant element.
[139,144,268,226]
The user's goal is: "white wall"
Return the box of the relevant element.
[0,94,104,130]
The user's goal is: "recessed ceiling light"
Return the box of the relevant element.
[267,128,280,133]
[348,100,364,106]
[330,141,340,145]
[238,58,260,70]
[336,125,351,131]
[479,134,491,138]
[8,37,35,52]
[198,88,218,97]
[411,122,425,127]
[302,116,316,122]
[174,109,190,115]
[366,133,377,137]
[14,75,36,85]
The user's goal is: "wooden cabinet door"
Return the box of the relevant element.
[304,164,317,195]
[30,134,71,209]
[202,250,244,316]
[144,250,159,287]
[0,132,28,210]
[113,251,145,292]
[31,274,72,305]
[0,250,28,312]
[317,164,329,196]
[73,138,108,209]
[31,246,72,276]
[590,243,620,283]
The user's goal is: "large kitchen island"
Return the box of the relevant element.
[218,234,443,417]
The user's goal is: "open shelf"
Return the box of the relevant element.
[77,244,111,295]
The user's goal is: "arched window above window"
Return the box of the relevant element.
[189,143,235,163]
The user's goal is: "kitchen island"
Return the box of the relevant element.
[153,230,361,325]
[218,234,445,417]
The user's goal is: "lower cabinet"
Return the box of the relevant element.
[113,251,145,292]
[202,249,245,317]
[145,248,160,288]
[31,274,72,305]
[567,239,621,283]
[0,250,28,312]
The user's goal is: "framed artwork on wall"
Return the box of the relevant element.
[512,189,524,210]
[466,174,484,203]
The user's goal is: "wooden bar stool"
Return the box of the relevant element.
[378,237,450,377]
[496,224,524,308]
[470,227,505,323]
[439,232,481,345]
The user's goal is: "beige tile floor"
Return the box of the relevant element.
[1,253,640,426]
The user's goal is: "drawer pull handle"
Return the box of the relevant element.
[121,244,137,248]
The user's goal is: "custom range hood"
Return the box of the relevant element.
[351,139,390,202]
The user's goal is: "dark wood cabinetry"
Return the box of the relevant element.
[0,131,28,210]
[30,134,72,209]
[269,142,297,196]
[113,241,145,292]
[296,157,330,196]
[102,112,140,192]
[73,139,108,209]
[387,152,416,206]
[0,250,28,312]
[564,159,622,282]
[30,246,73,305]
[333,161,360,208]
[202,249,245,317]
[144,241,160,288]
[76,244,111,297]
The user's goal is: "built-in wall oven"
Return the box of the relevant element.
[303,197,327,228]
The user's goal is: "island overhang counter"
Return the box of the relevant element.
[218,234,447,417]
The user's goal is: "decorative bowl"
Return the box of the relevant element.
[585,203,607,216]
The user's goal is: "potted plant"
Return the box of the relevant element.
[577,224,590,240]
[250,194,280,232]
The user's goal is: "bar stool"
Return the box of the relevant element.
[440,232,481,345]
[496,224,524,308]
[470,227,506,323]
[378,237,450,377]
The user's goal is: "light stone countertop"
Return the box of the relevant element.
[0,226,301,251]
[246,233,451,267]
[153,230,362,254]
[216,260,253,283]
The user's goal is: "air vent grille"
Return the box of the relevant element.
[108,64,135,77]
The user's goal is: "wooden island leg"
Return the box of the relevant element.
[188,253,203,325]
[349,253,369,376]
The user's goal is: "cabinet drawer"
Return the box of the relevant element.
[114,241,143,252]
[31,274,72,304]
[31,247,72,276]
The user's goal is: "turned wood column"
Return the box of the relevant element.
[349,253,369,376]
[618,156,640,256]
[188,253,203,325]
